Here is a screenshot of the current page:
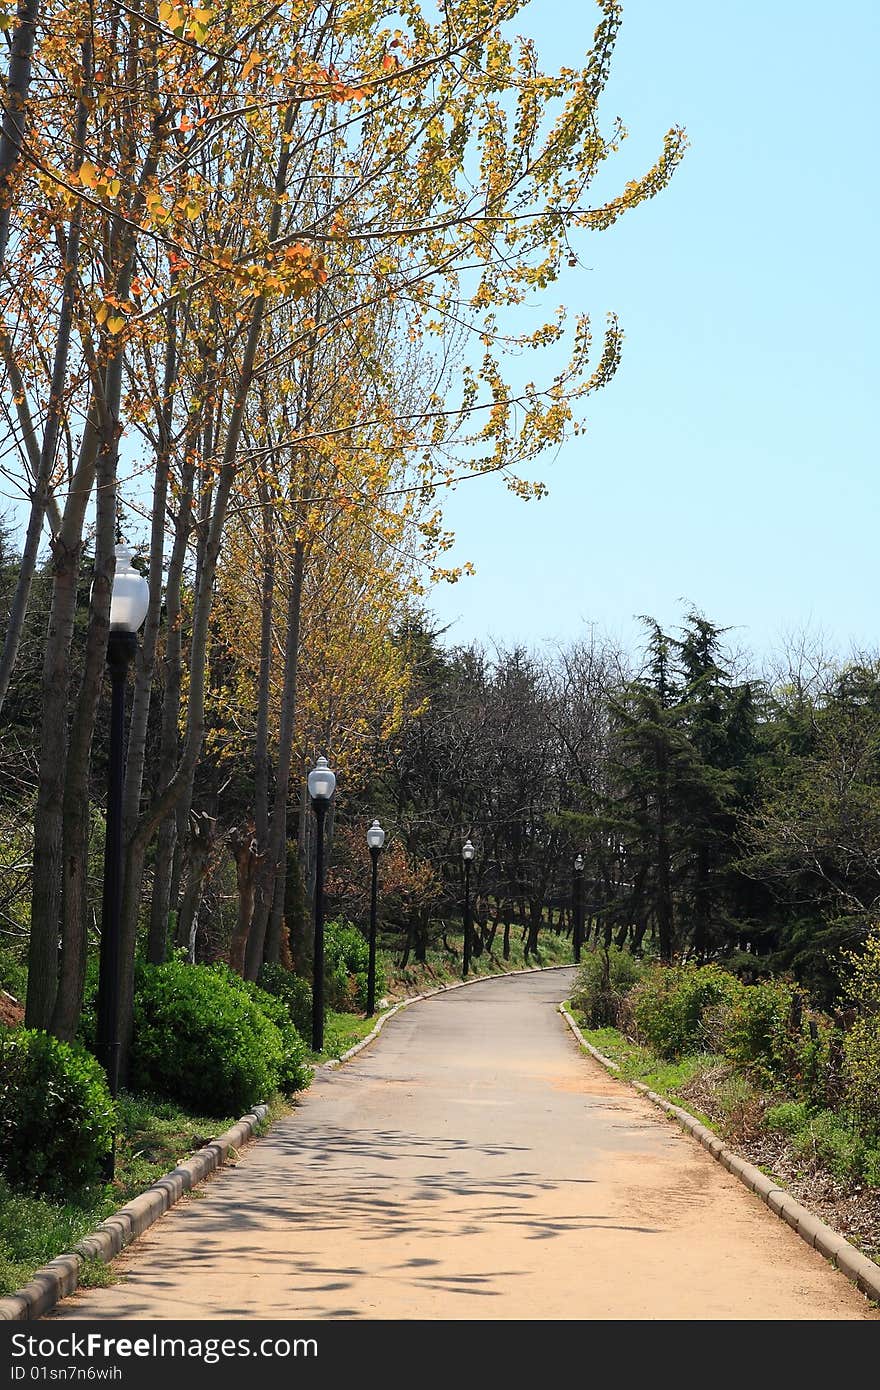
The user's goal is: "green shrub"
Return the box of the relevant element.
[763,1099,811,1136]
[353,969,379,1012]
[721,978,797,1078]
[322,920,384,1012]
[862,1146,880,1188]
[326,957,356,1012]
[0,1029,114,1195]
[258,963,313,1036]
[630,963,743,1059]
[216,968,312,1096]
[324,920,369,976]
[843,1016,880,1138]
[572,947,643,1027]
[841,930,880,1137]
[765,1102,867,1182]
[131,960,284,1116]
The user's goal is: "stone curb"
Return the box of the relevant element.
[322,962,576,1069]
[557,1005,620,1071]
[0,1103,269,1323]
[557,1005,880,1305]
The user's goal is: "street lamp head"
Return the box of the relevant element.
[366,818,386,851]
[109,544,150,633]
[462,839,475,863]
[307,755,336,804]
[574,853,584,871]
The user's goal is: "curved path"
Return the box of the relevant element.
[53,969,875,1320]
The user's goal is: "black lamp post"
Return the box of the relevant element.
[573,852,584,964]
[365,819,385,1016]
[308,755,336,1052]
[461,838,475,979]
[95,545,149,1177]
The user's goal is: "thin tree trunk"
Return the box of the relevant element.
[253,480,276,854]
[246,537,304,979]
[0,0,40,269]
[176,813,214,956]
[50,420,118,1039]
[263,799,288,966]
[25,401,105,1028]
[146,442,195,963]
[656,796,673,961]
[414,908,428,963]
[290,785,310,971]
[524,898,541,960]
[228,825,261,974]
[121,296,178,841]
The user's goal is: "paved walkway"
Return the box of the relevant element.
[53,969,875,1320]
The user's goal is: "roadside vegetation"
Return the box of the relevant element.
[571,941,880,1258]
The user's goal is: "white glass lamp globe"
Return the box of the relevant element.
[307,756,336,803]
[366,819,386,851]
[109,544,150,633]
[462,839,475,862]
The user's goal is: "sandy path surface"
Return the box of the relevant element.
[51,969,875,1320]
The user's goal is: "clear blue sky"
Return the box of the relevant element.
[429,0,879,664]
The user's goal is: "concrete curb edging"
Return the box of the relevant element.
[323,962,576,1068]
[0,1103,269,1322]
[557,1004,880,1304]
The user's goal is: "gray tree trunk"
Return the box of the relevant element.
[145,449,194,964]
[0,0,40,269]
[24,400,106,1028]
[246,538,305,978]
[50,420,119,1039]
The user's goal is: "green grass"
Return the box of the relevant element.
[0,1091,239,1298]
[308,1010,384,1063]
[764,1100,880,1186]
[577,1023,717,1109]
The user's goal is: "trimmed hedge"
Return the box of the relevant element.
[131,959,285,1117]
[0,1028,114,1195]
[214,966,312,1096]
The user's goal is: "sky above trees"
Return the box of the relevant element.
[430,0,879,663]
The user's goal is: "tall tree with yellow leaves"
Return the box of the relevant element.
[1,0,684,1047]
